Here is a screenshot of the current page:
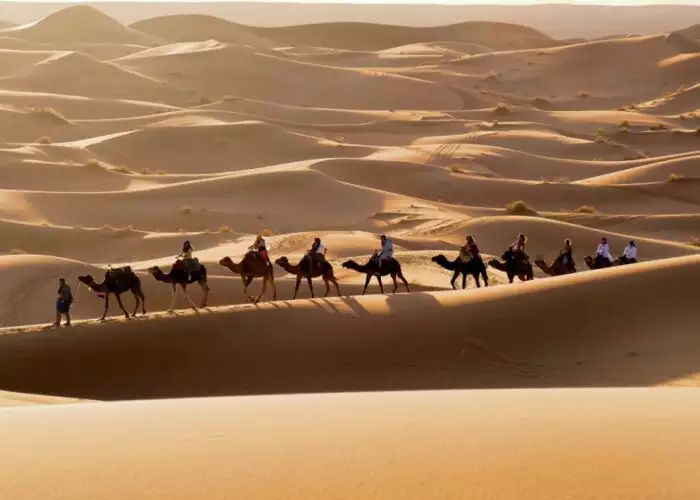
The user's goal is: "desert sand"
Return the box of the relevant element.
[0,4,699,498]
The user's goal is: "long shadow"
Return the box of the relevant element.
[0,261,699,401]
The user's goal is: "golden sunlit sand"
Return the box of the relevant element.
[0,3,699,498]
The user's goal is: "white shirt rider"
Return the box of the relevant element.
[379,237,393,260]
[596,241,613,261]
[623,243,637,260]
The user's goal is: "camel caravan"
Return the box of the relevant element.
[65,233,639,323]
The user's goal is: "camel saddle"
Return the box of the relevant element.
[105,266,133,279]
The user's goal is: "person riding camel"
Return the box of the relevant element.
[307,237,327,271]
[510,233,529,262]
[249,234,271,266]
[619,240,637,265]
[556,238,575,270]
[460,235,481,263]
[595,236,613,268]
[178,240,196,278]
[374,234,394,269]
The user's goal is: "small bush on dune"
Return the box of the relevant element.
[505,200,538,216]
[493,103,510,115]
[261,228,276,236]
[449,165,466,174]
[574,205,597,214]
[218,225,232,233]
[140,167,153,175]
[112,164,135,175]
[9,248,27,255]
[690,238,700,247]
[668,173,686,182]
[182,206,194,215]
[532,97,550,108]
[578,91,591,99]
[35,136,52,144]
[156,169,167,175]
[649,123,668,131]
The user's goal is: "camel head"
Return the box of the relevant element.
[431,254,448,264]
[78,275,94,285]
[219,256,233,267]
[487,259,500,267]
[274,256,289,267]
[583,255,595,269]
[147,266,163,276]
[341,260,359,270]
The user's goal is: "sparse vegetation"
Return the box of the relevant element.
[505,200,538,216]
[449,165,467,174]
[486,70,498,81]
[112,164,135,175]
[577,91,591,99]
[35,136,52,144]
[218,225,233,233]
[182,206,194,215]
[649,123,668,131]
[532,97,550,108]
[140,168,153,175]
[574,205,597,214]
[9,248,27,255]
[156,169,167,175]
[260,229,276,236]
[493,103,510,115]
[668,173,686,182]
[690,238,700,247]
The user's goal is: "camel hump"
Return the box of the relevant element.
[106,266,134,278]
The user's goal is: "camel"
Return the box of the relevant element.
[219,252,276,303]
[534,256,577,277]
[341,256,410,294]
[78,266,146,321]
[148,258,209,311]
[275,255,341,299]
[431,254,488,290]
[583,255,637,269]
[488,250,534,283]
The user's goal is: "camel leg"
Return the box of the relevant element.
[450,270,458,290]
[269,275,277,301]
[398,270,410,292]
[307,277,315,299]
[169,284,176,312]
[101,293,110,321]
[182,284,198,311]
[323,277,330,297]
[376,275,384,294]
[115,293,129,319]
[131,291,140,316]
[461,272,467,290]
[293,277,301,300]
[242,276,254,302]
[254,277,267,303]
[481,270,489,287]
[390,273,398,293]
[362,274,371,295]
[199,280,209,308]
[474,273,480,288]
[331,278,341,297]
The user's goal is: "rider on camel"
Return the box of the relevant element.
[178,240,196,278]
[619,240,637,265]
[375,234,393,269]
[460,235,481,263]
[307,237,327,270]
[556,238,575,270]
[595,236,613,268]
[510,233,529,262]
[249,234,271,266]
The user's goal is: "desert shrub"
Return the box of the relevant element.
[140,167,153,175]
[449,165,466,174]
[505,200,538,216]
[690,238,700,247]
[668,173,686,182]
[578,91,590,99]
[182,206,193,215]
[532,97,550,108]
[649,123,667,131]
[112,165,135,174]
[218,225,233,233]
[493,103,510,115]
[9,248,27,255]
[35,136,52,144]
[574,205,597,214]
[260,228,276,236]
[156,169,167,175]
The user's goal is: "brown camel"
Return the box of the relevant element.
[148,259,209,311]
[219,252,277,303]
[78,266,146,321]
[534,256,577,277]
[275,255,341,299]
[431,254,488,290]
[583,255,636,269]
[488,250,534,283]
[342,256,410,294]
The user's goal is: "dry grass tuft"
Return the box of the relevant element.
[35,136,52,144]
[505,200,538,216]
[218,225,233,233]
[577,91,591,99]
[531,96,550,108]
[493,103,510,115]
[649,123,668,131]
[668,173,686,182]
[574,205,597,214]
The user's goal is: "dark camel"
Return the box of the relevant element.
[78,266,146,320]
[147,259,209,311]
[341,256,410,294]
[534,256,577,276]
[431,254,489,290]
[219,252,277,303]
[583,255,637,270]
[275,255,341,299]
[488,250,534,283]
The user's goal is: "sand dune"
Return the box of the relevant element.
[0,5,160,46]
[250,21,559,51]
[130,14,275,47]
[1,6,700,496]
